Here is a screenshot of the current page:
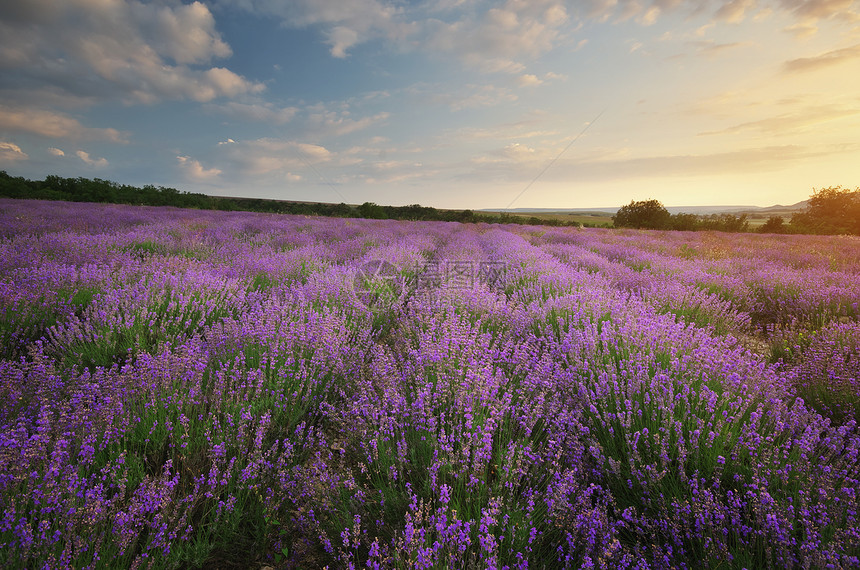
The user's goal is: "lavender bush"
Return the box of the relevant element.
[1,198,858,569]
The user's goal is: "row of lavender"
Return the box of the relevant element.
[1,198,858,568]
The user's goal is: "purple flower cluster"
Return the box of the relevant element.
[1,198,858,568]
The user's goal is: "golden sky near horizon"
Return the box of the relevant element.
[1,0,859,208]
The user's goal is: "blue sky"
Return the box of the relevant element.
[1,0,859,209]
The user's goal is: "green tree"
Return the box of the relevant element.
[790,186,860,235]
[0,171,36,198]
[613,199,671,230]
[357,202,387,219]
[700,213,749,233]
[759,215,786,234]
[670,213,700,231]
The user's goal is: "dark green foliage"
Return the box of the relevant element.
[0,171,582,227]
[357,202,388,219]
[670,212,700,231]
[698,213,749,232]
[790,186,860,235]
[759,215,787,234]
[612,199,764,234]
[613,199,672,229]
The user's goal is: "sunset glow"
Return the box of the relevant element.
[1,0,859,209]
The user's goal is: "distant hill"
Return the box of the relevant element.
[482,201,808,217]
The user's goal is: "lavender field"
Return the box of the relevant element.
[1,198,859,569]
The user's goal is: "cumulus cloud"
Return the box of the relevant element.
[177,155,222,181]
[217,0,570,70]
[137,1,232,65]
[0,105,127,142]
[424,0,570,72]
[0,0,263,105]
[212,0,859,73]
[76,150,108,168]
[0,142,28,163]
[517,74,544,87]
[213,0,407,58]
[48,147,65,156]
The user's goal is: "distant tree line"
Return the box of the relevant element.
[0,171,354,216]
[0,171,590,227]
[613,187,860,235]
[3,172,856,235]
[353,201,598,227]
[611,199,754,233]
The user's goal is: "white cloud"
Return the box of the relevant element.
[48,147,65,157]
[0,0,263,105]
[217,0,571,70]
[517,74,544,87]
[640,6,662,25]
[213,0,407,58]
[0,142,28,163]
[0,105,127,142]
[216,138,333,177]
[292,142,332,162]
[579,0,858,26]
[502,142,539,161]
[135,0,232,65]
[76,150,108,168]
[211,0,860,75]
[177,155,221,181]
[328,26,361,58]
[777,0,858,22]
[470,139,561,168]
[423,0,570,72]
[715,0,757,23]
